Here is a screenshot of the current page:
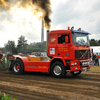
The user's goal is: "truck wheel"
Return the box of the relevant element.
[70,71,82,76]
[12,59,24,75]
[51,62,66,78]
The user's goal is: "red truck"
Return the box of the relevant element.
[7,28,91,78]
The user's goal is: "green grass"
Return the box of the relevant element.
[85,66,100,73]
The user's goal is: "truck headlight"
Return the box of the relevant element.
[75,67,78,69]
[75,62,77,65]
[71,61,78,65]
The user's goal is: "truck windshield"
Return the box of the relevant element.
[72,33,90,45]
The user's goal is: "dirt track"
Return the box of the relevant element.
[0,70,100,100]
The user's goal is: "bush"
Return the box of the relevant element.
[0,94,17,100]
[0,94,4,100]
[0,57,10,69]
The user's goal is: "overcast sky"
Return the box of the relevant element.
[0,0,100,47]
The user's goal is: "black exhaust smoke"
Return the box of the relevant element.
[32,0,52,30]
[0,0,52,30]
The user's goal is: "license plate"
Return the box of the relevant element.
[82,67,86,71]
[74,71,79,74]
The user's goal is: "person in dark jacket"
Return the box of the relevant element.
[95,53,99,66]
[92,53,96,65]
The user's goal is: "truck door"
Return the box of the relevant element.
[48,34,57,57]
[57,34,70,57]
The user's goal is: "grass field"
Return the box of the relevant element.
[85,66,100,73]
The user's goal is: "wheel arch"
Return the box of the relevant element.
[10,57,25,70]
[50,58,66,69]
[16,57,24,65]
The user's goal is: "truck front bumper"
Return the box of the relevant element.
[70,65,90,72]
[66,59,91,72]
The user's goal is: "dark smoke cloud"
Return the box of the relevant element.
[32,0,52,29]
[0,0,52,29]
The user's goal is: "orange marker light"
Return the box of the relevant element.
[68,26,70,30]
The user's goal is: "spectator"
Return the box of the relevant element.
[95,53,99,66]
[0,50,3,63]
[3,93,6,96]
[92,53,96,66]
[0,50,2,54]
[0,91,6,96]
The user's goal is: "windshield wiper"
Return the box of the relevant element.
[76,41,86,45]
[76,42,81,45]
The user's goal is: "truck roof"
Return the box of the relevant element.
[72,30,91,35]
[49,30,71,35]
[50,30,90,35]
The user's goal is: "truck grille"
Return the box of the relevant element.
[75,50,90,59]
[81,61,89,67]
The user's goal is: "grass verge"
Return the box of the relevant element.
[84,66,100,73]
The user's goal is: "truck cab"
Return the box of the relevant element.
[48,29,91,76]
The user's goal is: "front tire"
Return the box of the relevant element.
[12,59,24,75]
[51,62,66,78]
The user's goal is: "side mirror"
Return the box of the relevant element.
[65,36,68,43]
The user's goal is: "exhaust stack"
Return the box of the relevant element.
[46,30,49,56]
[41,20,44,43]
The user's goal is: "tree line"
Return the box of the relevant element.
[0,35,46,54]
[90,39,100,46]
[0,36,100,54]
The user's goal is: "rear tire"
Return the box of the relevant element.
[51,62,66,78]
[12,59,24,75]
[70,71,82,76]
